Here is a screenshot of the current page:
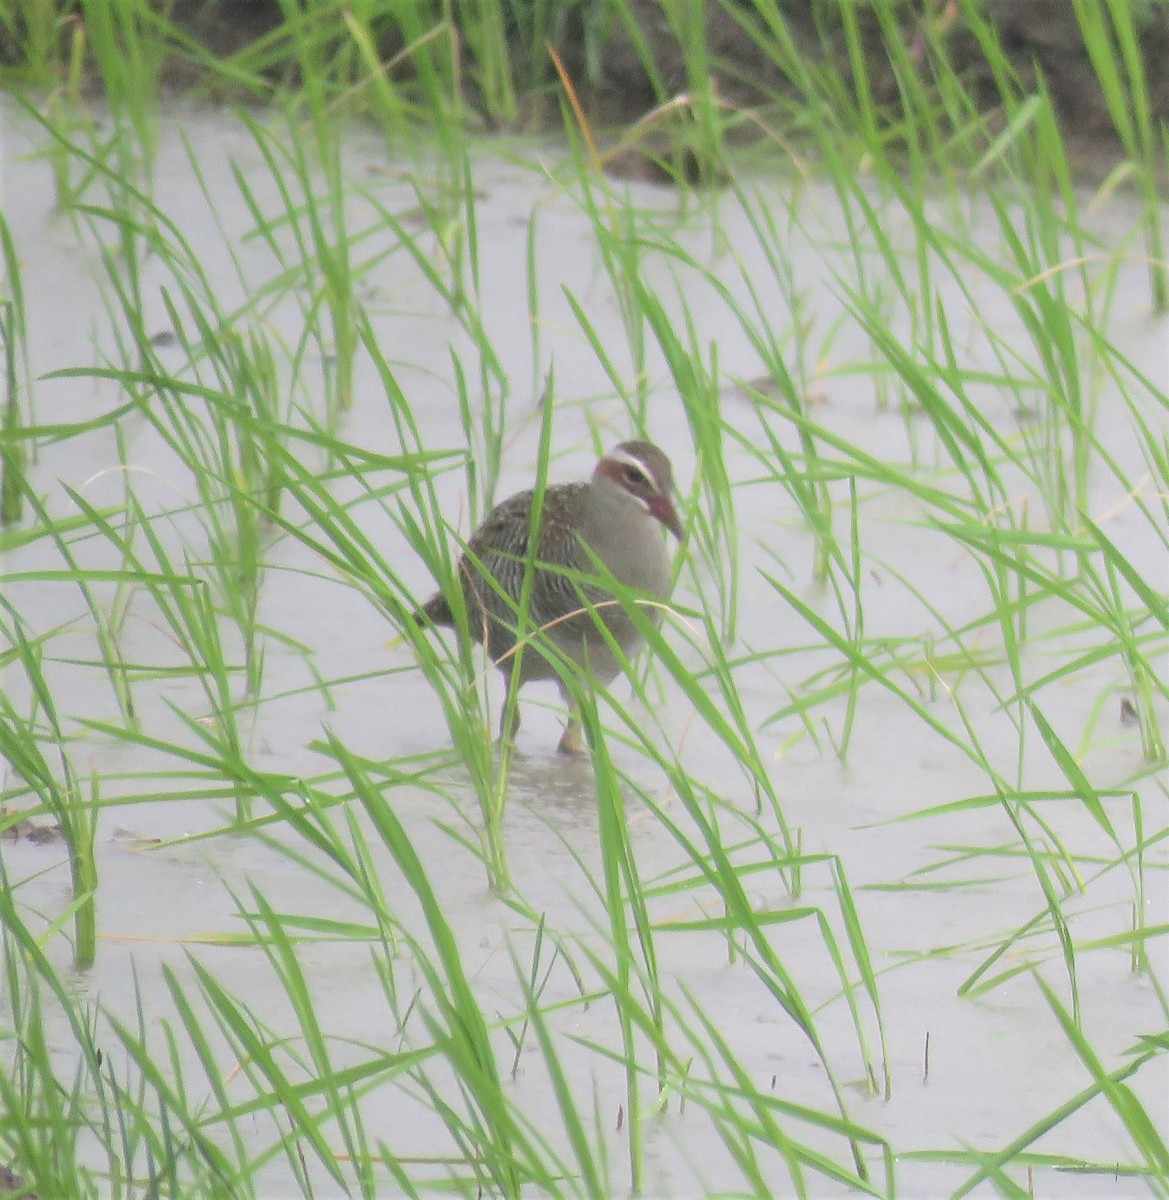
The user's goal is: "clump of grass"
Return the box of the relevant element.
[0,598,97,970]
[0,0,71,86]
[0,920,104,1197]
[1071,0,1168,311]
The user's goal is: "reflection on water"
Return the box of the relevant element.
[506,751,597,818]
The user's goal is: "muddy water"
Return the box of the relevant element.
[1,99,1166,1197]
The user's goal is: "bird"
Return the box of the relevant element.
[414,441,684,754]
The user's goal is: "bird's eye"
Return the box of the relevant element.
[623,465,645,488]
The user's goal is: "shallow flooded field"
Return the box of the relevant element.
[1,95,1166,1197]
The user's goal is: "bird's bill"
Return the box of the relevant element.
[649,494,685,541]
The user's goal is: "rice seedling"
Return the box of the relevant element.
[0,917,105,1198]
[81,0,162,179]
[0,303,26,529]
[0,0,66,86]
[939,973,1169,1198]
[0,215,30,528]
[1070,0,1168,312]
[23,2,165,228]
[0,598,98,970]
[223,106,359,422]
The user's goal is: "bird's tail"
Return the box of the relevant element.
[414,592,453,627]
[385,592,452,651]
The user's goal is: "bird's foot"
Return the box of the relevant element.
[557,721,585,757]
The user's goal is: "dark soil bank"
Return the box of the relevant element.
[5,1,1165,159]
[156,0,1168,142]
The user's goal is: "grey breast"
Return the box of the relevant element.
[560,474,673,667]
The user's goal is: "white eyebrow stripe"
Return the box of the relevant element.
[607,449,656,489]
